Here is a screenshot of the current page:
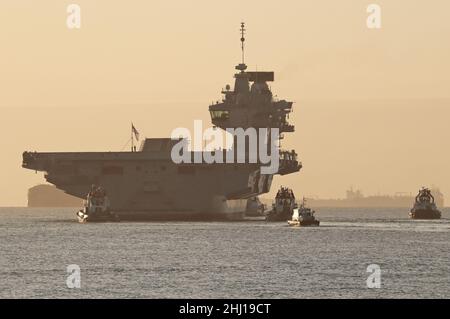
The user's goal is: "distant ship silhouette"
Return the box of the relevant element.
[304,187,444,208]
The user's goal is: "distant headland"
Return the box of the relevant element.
[27,184,83,207]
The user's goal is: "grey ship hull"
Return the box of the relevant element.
[22,139,275,220]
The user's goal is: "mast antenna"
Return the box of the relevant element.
[131,122,134,152]
[240,22,246,64]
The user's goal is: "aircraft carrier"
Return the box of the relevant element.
[22,23,301,220]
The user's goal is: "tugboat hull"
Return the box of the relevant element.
[409,210,441,220]
[77,209,120,223]
[287,220,320,227]
[265,208,295,222]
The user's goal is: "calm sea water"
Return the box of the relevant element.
[0,207,448,299]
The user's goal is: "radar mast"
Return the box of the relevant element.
[240,22,245,65]
[236,22,247,72]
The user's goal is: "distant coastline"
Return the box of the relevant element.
[28,184,83,207]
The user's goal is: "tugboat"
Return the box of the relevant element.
[76,185,120,223]
[287,198,320,227]
[265,187,297,221]
[409,187,441,220]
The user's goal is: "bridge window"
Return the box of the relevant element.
[210,110,229,120]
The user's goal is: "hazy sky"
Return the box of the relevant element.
[1,0,449,206]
